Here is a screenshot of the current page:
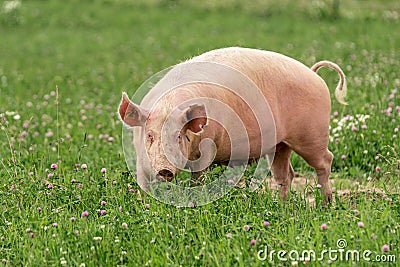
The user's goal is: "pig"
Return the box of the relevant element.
[118,47,347,201]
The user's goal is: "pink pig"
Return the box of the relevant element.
[118,47,347,200]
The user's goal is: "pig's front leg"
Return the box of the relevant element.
[269,143,295,199]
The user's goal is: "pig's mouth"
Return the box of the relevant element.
[156,168,176,182]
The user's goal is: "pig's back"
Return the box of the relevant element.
[188,47,328,101]
[188,47,332,141]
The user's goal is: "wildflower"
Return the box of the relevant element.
[381,244,389,252]
[30,233,34,238]
[100,210,106,216]
[264,221,270,226]
[101,168,107,173]
[375,166,381,172]
[316,184,322,188]
[2,0,21,13]
[145,203,150,209]
[243,225,250,231]
[1,236,4,241]
[341,155,347,160]
[321,223,327,230]
[122,222,128,229]
[52,222,58,227]
[51,163,58,169]
[48,173,54,178]
[395,128,399,133]
[37,207,42,212]
[82,211,89,217]
[361,124,367,130]
[226,233,232,238]
[333,111,339,117]
[108,137,114,142]
[358,222,364,228]
[77,184,82,189]
[45,131,54,137]
[119,206,123,212]
[81,164,87,169]
[227,179,234,185]
[351,125,358,132]
[101,201,106,206]
[112,180,117,185]
[60,258,67,265]
[250,239,256,246]
[70,217,76,222]
[47,183,54,189]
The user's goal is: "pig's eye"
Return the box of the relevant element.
[146,131,154,143]
[176,133,182,144]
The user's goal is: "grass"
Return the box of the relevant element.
[0,0,399,266]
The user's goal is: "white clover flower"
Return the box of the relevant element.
[60,258,67,266]
[2,0,21,14]
[356,114,370,123]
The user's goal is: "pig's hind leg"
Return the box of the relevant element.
[292,143,333,202]
[270,142,295,199]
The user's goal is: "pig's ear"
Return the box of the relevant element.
[118,92,149,127]
[183,103,207,133]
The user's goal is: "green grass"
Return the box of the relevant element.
[0,0,399,266]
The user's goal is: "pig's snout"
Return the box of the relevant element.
[156,169,175,182]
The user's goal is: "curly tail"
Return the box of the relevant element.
[311,61,348,105]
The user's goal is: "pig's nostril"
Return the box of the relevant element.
[158,169,174,181]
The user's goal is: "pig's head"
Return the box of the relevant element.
[119,92,207,182]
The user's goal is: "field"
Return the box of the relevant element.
[0,0,399,266]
